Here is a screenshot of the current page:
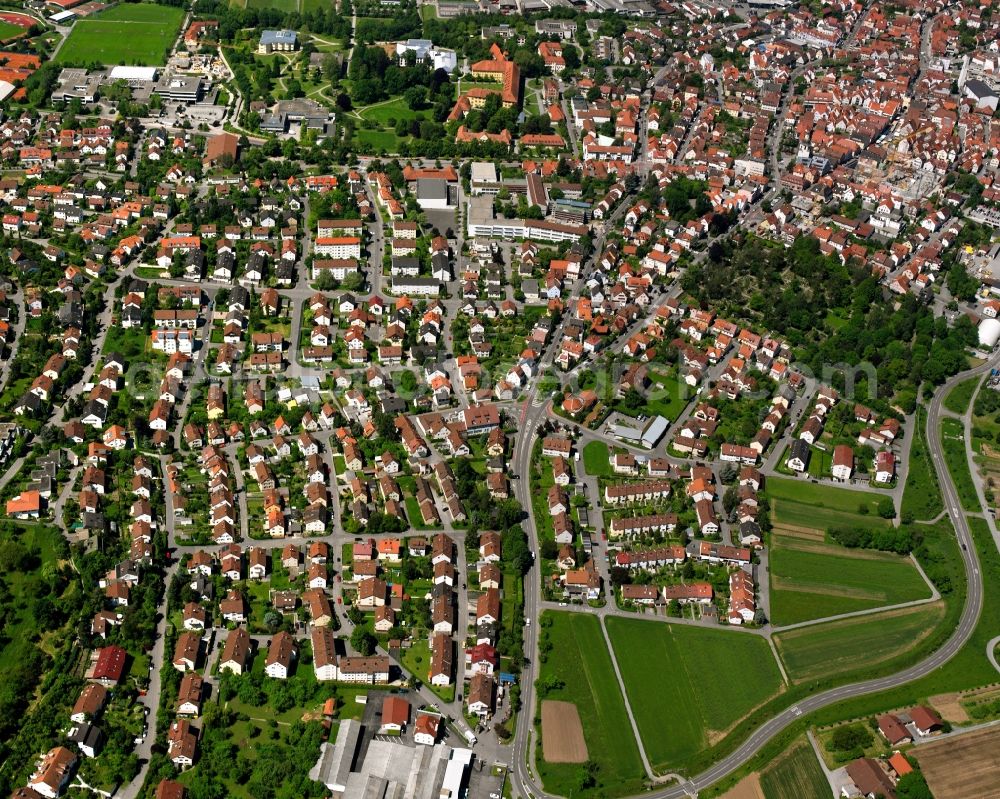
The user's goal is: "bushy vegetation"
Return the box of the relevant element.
[828,525,913,554]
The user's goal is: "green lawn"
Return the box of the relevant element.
[582,440,611,478]
[769,537,932,626]
[55,3,185,66]
[0,21,25,41]
[759,737,829,799]
[901,406,944,521]
[246,0,299,9]
[772,602,946,684]
[944,375,980,415]
[536,612,646,798]
[670,516,969,794]
[941,417,979,512]
[605,617,784,771]
[644,369,692,421]
[355,128,405,153]
[400,638,453,703]
[358,96,425,126]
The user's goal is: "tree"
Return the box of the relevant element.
[577,759,599,790]
[398,370,417,394]
[896,771,933,799]
[264,610,282,632]
[315,271,336,291]
[404,86,426,110]
[341,272,365,291]
[347,606,365,626]
[877,497,896,519]
[350,627,377,656]
[620,387,644,411]
[828,723,872,752]
[539,539,560,560]
[322,53,340,81]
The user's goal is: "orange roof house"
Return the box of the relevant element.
[6,489,40,517]
[469,43,521,107]
[203,132,239,166]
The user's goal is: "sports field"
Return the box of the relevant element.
[55,3,184,66]
[536,612,646,797]
[772,602,946,684]
[0,21,24,41]
[769,536,932,626]
[606,617,784,770]
[759,737,829,799]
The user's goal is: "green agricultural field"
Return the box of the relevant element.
[767,477,887,515]
[940,417,979,511]
[536,612,646,798]
[769,537,932,626]
[582,440,611,478]
[605,618,784,770]
[773,602,946,684]
[55,3,185,66]
[768,476,892,532]
[759,737,829,799]
[796,516,989,734]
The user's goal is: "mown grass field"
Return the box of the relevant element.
[357,96,426,126]
[772,602,946,684]
[768,536,931,626]
[56,3,185,66]
[0,21,25,41]
[759,737,829,799]
[606,617,784,771]
[582,440,611,478]
[617,368,691,422]
[536,612,646,798]
[355,128,404,153]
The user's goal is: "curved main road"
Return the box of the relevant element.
[509,352,1000,799]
